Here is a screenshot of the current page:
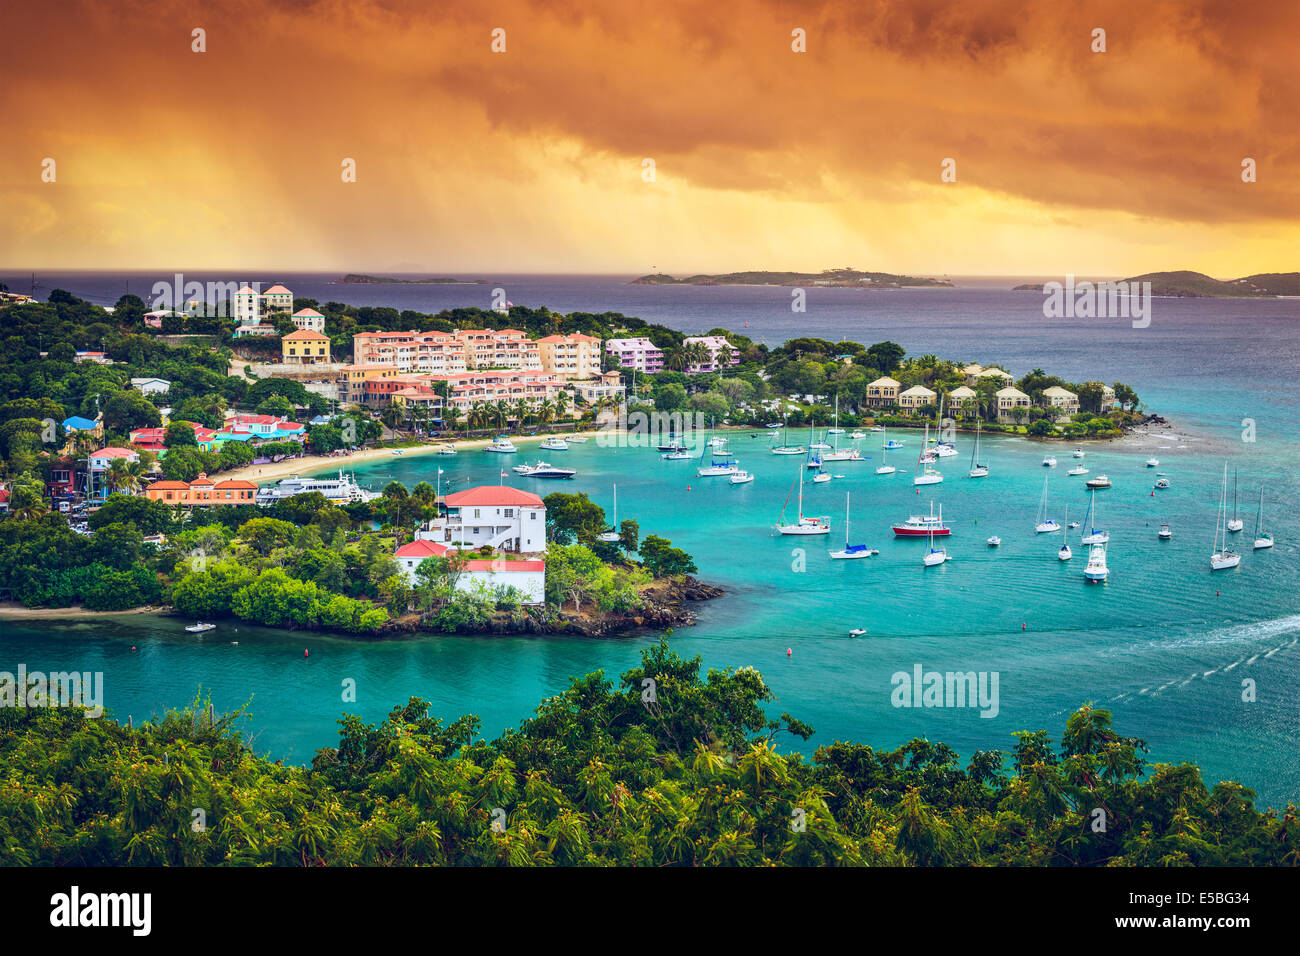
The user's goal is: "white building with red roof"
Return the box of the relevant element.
[395,534,546,604]
[420,485,547,552]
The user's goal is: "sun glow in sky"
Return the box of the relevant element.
[1,0,1296,275]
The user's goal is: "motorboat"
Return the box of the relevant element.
[987,536,1001,547]
[185,622,216,634]
[1158,524,1172,540]
[565,435,588,443]
[729,470,754,484]
[1084,543,1109,582]
[848,628,866,637]
[1154,477,1170,489]
[1072,449,1086,458]
[1067,464,1088,476]
[1085,475,1111,489]
[1042,456,1057,467]
[892,502,951,537]
[662,449,692,460]
[435,445,457,455]
[1145,458,1159,467]
[540,437,569,451]
[516,461,575,479]
[486,437,518,453]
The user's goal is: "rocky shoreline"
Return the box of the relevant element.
[386,575,724,638]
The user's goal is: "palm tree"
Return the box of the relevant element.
[105,458,145,495]
[441,404,462,437]
[513,398,530,428]
[554,390,570,424]
[537,398,555,427]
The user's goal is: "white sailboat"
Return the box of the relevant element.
[1058,506,1072,560]
[697,419,738,476]
[1034,474,1060,533]
[876,426,897,475]
[597,485,621,542]
[770,411,806,455]
[1226,468,1243,532]
[923,504,948,566]
[1211,462,1241,570]
[913,423,943,485]
[967,420,988,478]
[1252,489,1273,550]
[1080,489,1109,545]
[932,395,957,457]
[829,493,878,559]
[775,468,830,535]
[822,396,862,461]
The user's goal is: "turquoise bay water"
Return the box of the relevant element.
[4,432,1298,805]
[1,282,1298,805]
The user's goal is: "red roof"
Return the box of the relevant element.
[445,486,544,508]
[263,285,292,294]
[395,539,451,559]
[91,447,137,459]
[214,479,257,490]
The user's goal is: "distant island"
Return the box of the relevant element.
[1012,270,1300,297]
[632,269,954,288]
[333,274,488,284]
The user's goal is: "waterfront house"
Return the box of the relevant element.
[420,485,546,553]
[282,329,331,365]
[996,386,1031,422]
[1041,385,1080,421]
[866,376,901,408]
[898,384,937,412]
[948,385,978,416]
[395,538,545,605]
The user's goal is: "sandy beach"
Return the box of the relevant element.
[0,603,167,621]
[217,428,618,485]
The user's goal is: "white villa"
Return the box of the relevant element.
[395,485,547,604]
[1041,385,1080,421]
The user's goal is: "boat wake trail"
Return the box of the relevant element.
[1110,620,1300,703]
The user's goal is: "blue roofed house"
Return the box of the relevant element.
[62,416,103,440]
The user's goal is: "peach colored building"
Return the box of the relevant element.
[145,473,258,505]
[351,330,468,374]
[536,333,602,380]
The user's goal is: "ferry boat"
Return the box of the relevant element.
[892,503,951,537]
[256,470,380,506]
[486,437,518,453]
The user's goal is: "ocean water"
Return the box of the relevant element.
[2,274,1298,805]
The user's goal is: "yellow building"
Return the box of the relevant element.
[282,329,331,365]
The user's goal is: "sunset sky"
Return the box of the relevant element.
[1,0,1296,276]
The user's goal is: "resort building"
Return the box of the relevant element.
[419,485,546,553]
[452,329,542,371]
[232,286,261,325]
[866,376,901,408]
[536,333,603,380]
[351,330,469,375]
[961,364,985,384]
[144,474,258,506]
[261,285,294,315]
[394,538,545,605]
[948,385,978,414]
[996,386,1032,422]
[605,337,664,374]
[290,308,326,332]
[683,335,741,374]
[898,384,938,412]
[281,329,331,365]
[440,370,569,413]
[337,364,402,405]
[1041,385,1080,421]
